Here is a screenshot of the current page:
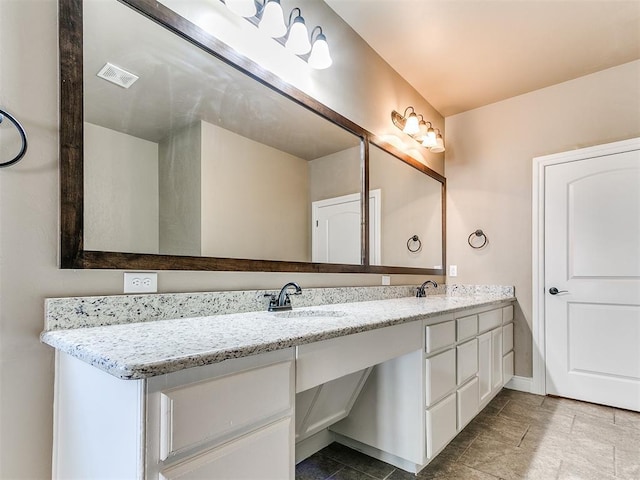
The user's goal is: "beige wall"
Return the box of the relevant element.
[370,146,443,269]
[85,122,160,254]
[309,146,362,202]
[445,60,640,378]
[200,121,310,262]
[0,2,444,477]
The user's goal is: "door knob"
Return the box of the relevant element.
[549,287,568,295]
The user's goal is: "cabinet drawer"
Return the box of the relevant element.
[502,323,514,353]
[457,377,479,430]
[159,361,292,460]
[426,393,457,459]
[159,417,292,480]
[456,339,478,386]
[502,305,514,324]
[425,348,456,406]
[503,351,514,385]
[456,315,478,342]
[425,321,455,354]
[478,309,502,333]
[297,321,421,392]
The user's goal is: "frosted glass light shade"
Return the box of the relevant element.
[226,0,256,17]
[403,113,420,135]
[259,0,286,38]
[308,34,332,69]
[286,17,311,55]
[430,134,445,153]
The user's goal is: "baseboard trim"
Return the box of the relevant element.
[505,375,534,393]
[295,429,335,464]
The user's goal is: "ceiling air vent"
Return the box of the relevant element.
[96,63,139,89]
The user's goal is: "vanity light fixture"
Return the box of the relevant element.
[391,107,445,153]
[402,107,420,135]
[308,27,332,69]
[222,0,332,69]
[258,0,287,38]
[285,8,311,55]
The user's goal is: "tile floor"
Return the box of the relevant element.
[295,389,640,480]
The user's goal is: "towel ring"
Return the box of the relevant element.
[0,109,28,168]
[468,229,488,249]
[407,235,422,253]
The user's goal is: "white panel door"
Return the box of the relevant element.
[312,190,380,264]
[545,148,640,411]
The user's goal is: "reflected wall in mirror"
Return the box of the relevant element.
[82,0,361,264]
[369,143,444,269]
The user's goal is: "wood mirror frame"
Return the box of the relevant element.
[59,0,446,275]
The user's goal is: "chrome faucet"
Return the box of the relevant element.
[416,280,438,297]
[265,282,303,311]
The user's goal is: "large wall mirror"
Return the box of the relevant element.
[60,0,445,275]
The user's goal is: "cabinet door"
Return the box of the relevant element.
[478,332,492,405]
[503,351,514,385]
[456,339,478,386]
[295,368,371,442]
[425,348,456,406]
[159,418,292,480]
[502,323,514,354]
[457,377,479,430]
[425,393,457,459]
[491,328,503,392]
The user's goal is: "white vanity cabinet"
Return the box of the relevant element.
[332,302,515,474]
[52,348,295,480]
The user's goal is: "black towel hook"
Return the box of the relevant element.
[0,108,28,168]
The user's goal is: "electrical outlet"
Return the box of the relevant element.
[124,272,158,293]
[381,275,391,286]
[449,265,458,277]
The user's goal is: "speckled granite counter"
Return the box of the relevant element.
[41,286,514,380]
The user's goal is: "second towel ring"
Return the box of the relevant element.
[407,235,422,253]
[468,229,488,249]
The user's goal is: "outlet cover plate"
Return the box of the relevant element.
[124,272,158,293]
[449,265,458,277]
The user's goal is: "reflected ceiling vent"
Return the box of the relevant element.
[96,63,139,89]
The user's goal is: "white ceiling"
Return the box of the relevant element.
[324,0,640,116]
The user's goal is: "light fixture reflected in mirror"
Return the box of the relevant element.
[391,108,445,153]
[223,0,332,69]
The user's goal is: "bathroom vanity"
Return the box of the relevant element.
[42,286,515,479]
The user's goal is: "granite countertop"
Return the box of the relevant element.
[41,292,514,380]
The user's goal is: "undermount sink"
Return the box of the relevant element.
[273,309,347,319]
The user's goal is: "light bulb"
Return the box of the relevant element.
[259,0,286,38]
[403,112,420,135]
[225,0,256,17]
[308,32,332,69]
[285,15,311,55]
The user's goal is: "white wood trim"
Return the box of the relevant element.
[531,137,640,397]
[295,429,335,464]
[504,375,534,393]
